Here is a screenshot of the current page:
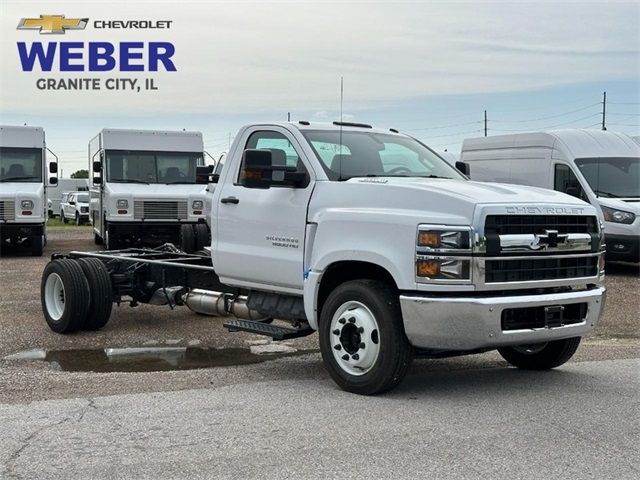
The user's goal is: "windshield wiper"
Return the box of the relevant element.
[0,176,39,182]
[594,189,619,198]
[111,179,150,185]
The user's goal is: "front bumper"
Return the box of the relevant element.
[605,234,639,262]
[0,222,45,239]
[400,286,605,350]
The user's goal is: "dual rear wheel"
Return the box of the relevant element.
[41,258,113,333]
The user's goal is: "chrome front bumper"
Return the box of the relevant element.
[400,286,606,350]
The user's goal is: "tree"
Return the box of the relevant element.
[70,169,88,179]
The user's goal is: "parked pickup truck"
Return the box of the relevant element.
[40,121,606,394]
[60,191,90,225]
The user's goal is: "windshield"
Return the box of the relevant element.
[575,157,640,198]
[105,150,202,184]
[76,194,89,203]
[0,147,43,183]
[301,130,465,181]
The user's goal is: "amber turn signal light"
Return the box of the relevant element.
[418,231,440,247]
[417,260,441,277]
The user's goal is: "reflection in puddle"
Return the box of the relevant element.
[4,346,314,373]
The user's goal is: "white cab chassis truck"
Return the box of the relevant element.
[41,122,606,394]
[0,125,58,256]
[460,130,640,262]
[89,129,210,252]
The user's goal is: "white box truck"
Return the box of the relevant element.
[460,130,640,262]
[42,121,606,394]
[0,125,58,256]
[89,129,210,251]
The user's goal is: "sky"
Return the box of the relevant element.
[0,0,638,174]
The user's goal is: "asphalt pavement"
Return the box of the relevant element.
[1,358,638,479]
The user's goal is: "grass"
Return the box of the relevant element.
[47,217,92,228]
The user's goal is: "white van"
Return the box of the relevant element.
[460,129,640,262]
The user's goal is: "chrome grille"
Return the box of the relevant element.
[486,256,598,283]
[0,200,15,220]
[133,200,187,220]
[485,215,598,235]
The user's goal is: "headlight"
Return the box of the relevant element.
[116,199,129,209]
[602,206,635,224]
[416,225,472,283]
[417,257,471,280]
[21,200,34,209]
[192,200,204,210]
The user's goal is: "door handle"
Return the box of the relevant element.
[220,196,239,204]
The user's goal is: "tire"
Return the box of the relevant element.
[77,258,113,330]
[498,337,582,370]
[75,212,80,226]
[94,231,104,245]
[319,280,412,395]
[61,211,67,223]
[105,224,120,250]
[31,234,44,256]
[194,223,210,251]
[180,224,196,253]
[41,259,90,333]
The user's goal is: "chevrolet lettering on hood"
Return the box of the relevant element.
[506,206,585,215]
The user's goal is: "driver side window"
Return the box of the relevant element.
[239,130,308,183]
[554,164,587,201]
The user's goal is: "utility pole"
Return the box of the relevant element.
[287,112,290,121]
[484,110,487,137]
[601,91,607,131]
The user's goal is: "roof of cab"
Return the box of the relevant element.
[246,121,406,137]
[462,129,639,159]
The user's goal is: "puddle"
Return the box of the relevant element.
[4,346,315,373]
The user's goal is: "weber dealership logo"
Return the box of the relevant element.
[15,14,176,92]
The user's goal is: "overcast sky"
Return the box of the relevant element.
[1,0,638,173]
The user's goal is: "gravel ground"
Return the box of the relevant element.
[0,227,638,404]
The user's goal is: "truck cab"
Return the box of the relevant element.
[89,129,210,251]
[460,130,640,262]
[42,122,606,394]
[0,125,57,256]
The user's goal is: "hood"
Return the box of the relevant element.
[597,197,640,215]
[0,182,43,198]
[106,183,206,198]
[309,177,594,226]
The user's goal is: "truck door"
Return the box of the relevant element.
[214,127,314,292]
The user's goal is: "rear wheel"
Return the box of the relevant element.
[31,234,44,256]
[319,280,412,395]
[498,337,581,370]
[41,259,90,333]
[77,258,113,330]
[180,224,196,253]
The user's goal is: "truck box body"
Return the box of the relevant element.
[461,130,640,261]
[0,125,55,255]
[89,128,209,249]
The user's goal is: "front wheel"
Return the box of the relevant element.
[31,234,44,256]
[498,337,581,370]
[319,280,412,395]
[61,212,67,224]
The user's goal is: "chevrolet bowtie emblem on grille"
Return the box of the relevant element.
[536,229,568,248]
[17,15,88,34]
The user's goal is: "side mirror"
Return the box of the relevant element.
[49,177,58,185]
[455,161,469,176]
[240,149,274,189]
[49,162,58,174]
[93,175,102,185]
[93,161,102,172]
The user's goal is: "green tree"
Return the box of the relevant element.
[70,169,89,179]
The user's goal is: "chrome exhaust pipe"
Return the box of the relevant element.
[183,289,267,321]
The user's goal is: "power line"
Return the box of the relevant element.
[404,120,482,132]
[608,123,640,127]
[491,103,601,123]
[608,102,640,105]
[418,129,484,140]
